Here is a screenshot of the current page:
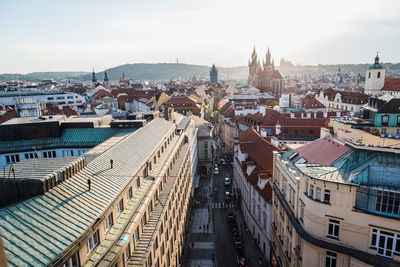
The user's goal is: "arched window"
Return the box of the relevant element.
[377,72,381,78]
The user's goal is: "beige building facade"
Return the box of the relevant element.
[270,138,400,267]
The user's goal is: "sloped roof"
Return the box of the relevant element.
[190,115,212,137]
[302,95,325,109]
[382,78,400,92]
[377,98,400,114]
[0,118,174,266]
[239,127,276,171]
[293,137,350,165]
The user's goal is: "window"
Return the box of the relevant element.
[300,201,305,222]
[157,151,160,158]
[377,72,381,78]
[47,97,54,100]
[153,156,157,164]
[135,226,140,243]
[324,190,331,203]
[382,115,389,126]
[63,251,80,267]
[328,219,340,239]
[381,128,387,135]
[117,199,124,215]
[316,187,322,201]
[137,178,141,188]
[142,213,147,227]
[368,72,371,78]
[289,187,295,207]
[127,187,133,200]
[148,200,153,214]
[125,243,131,262]
[87,230,100,254]
[282,178,287,197]
[397,116,400,127]
[325,251,337,267]
[104,212,113,232]
[309,184,314,198]
[371,229,400,258]
[6,154,20,163]
[375,188,400,216]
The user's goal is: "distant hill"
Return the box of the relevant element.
[0,72,88,82]
[85,63,248,82]
[2,62,400,82]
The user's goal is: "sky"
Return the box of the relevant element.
[0,0,400,73]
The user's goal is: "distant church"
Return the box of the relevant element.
[248,46,284,96]
[364,53,400,97]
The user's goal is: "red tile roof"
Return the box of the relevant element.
[301,95,325,109]
[239,127,277,172]
[382,78,400,92]
[91,89,114,99]
[294,137,350,165]
[45,105,79,117]
[0,107,18,124]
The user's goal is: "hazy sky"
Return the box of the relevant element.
[1,0,399,73]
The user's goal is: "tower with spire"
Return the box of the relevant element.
[209,64,219,85]
[248,46,261,84]
[92,68,97,87]
[365,52,386,95]
[263,46,274,71]
[104,69,110,87]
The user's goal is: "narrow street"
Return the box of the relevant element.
[183,135,268,267]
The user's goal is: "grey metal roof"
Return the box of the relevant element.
[0,118,175,266]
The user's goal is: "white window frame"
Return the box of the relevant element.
[371,229,400,258]
[325,251,337,267]
[104,212,113,232]
[127,187,133,201]
[328,219,340,239]
[316,187,322,201]
[117,199,124,215]
[87,230,100,254]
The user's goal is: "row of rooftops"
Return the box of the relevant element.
[280,136,400,187]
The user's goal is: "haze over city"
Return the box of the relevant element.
[1,0,400,73]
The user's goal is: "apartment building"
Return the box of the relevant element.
[0,116,197,267]
[270,136,400,267]
[233,127,276,261]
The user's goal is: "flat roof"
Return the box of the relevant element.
[1,115,65,125]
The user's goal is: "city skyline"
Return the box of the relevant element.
[1,0,400,73]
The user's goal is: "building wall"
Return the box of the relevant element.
[365,69,385,92]
[271,152,400,267]
[0,148,90,168]
[233,153,272,261]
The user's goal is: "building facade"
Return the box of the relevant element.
[233,127,275,261]
[270,137,400,267]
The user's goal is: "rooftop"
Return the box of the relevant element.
[0,118,175,266]
[1,115,65,125]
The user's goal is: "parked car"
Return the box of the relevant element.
[214,167,219,175]
[221,158,227,165]
[225,191,231,200]
[224,177,231,186]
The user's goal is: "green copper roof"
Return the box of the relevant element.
[368,63,384,70]
[0,128,136,154]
